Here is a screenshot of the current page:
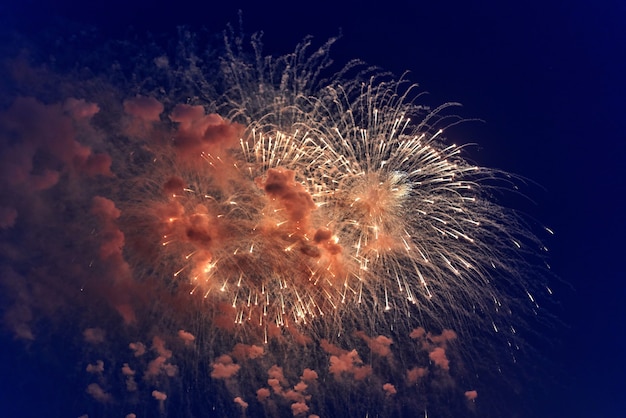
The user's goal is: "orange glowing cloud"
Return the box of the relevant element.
[465,390,478,401]
[210,354,240,379]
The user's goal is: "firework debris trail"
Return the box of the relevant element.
[0,30,554,417]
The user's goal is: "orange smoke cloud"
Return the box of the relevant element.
[178,329,196,345]
[428,347,450,370]
[90,196,137,324]
[129,342,146,356]
[152,335,173,358]
[86,360,105,374]
[429,329,457,345]
[464,390,478,401]
[231,343,265,361]
[291,401,309,416]
[145,336,178,379]
[210,354,240,379]
[328,350,372,381]
[321,339,373,380]
[410,327,457,371]
[409,327,426,340]
[0,97,111,193]
[86,383,112,403]
[122,362,138,392]
[124,96,164,122]
[83,328,106,344]
[256,387,271,402]
[406,366,428,385]
[257,168,316,227]
[383,383,397,396]
[152,390,167,401]
[233,396,248,409]
[63,98,100,119]
[355,331,393,357]
[122,363,135,376]
[170,104,242,160]
[122,96,165,139]
[301,368,318,382]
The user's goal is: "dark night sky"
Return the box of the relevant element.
[1,0,625,417]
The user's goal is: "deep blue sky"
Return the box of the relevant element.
[2,0,625,417]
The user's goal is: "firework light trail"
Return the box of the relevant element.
[0,28,554,417]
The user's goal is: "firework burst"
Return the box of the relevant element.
[0,30,553,417]
[140,35,545,338]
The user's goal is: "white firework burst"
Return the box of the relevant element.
[142,34,546,342]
